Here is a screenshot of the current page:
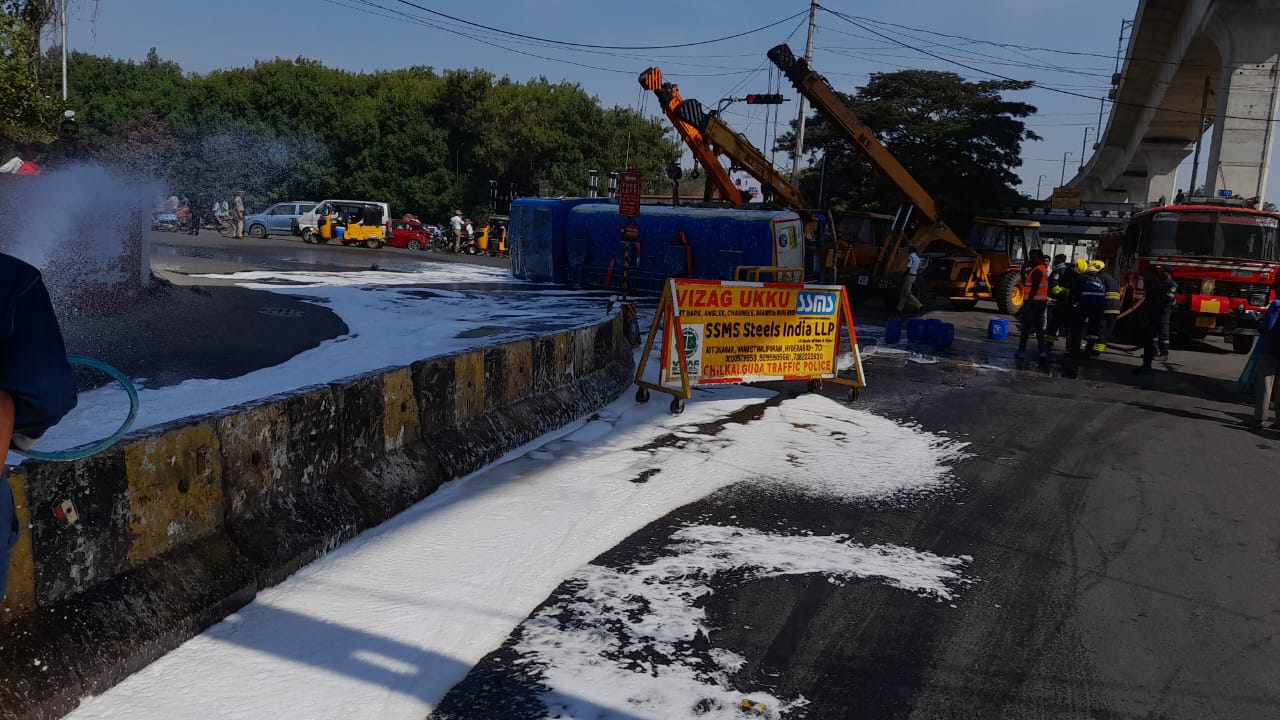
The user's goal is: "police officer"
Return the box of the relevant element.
[0,253,78,600]
[1135,264,1179,374]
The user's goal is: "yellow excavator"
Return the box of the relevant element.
[671,95,892,280]
[638,67,745,205]
[767,44,1041,313]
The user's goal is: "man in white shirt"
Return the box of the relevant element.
[449,211,464,252]
[896,249,926,314]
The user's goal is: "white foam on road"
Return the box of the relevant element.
[193,264,516,287]
[520,525,970,720]
[66,363,969,720]
[29,284,608,456]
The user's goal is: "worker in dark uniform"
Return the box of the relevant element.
[1065,259,1107,376]
[1045,253,1069,346]
[1134,264,1179,374]
[1097,260,1122,353]
[0,253,79,600]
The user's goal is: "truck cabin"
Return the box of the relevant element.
[963,218,1042,266]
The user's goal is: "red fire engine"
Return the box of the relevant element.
[1099,197,1280,354]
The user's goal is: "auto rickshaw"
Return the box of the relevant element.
[310,201,386,249]
[474,214,509,256]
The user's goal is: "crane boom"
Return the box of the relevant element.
[767,44,963,250]
[639,67,745,205]
[674,98,811,210]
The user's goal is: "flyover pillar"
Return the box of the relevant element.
[1142,143,1191,203]
[1204,3,1280,201]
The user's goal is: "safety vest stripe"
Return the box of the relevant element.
[1022,265,1050,301]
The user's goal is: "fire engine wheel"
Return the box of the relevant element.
[635,387,650,404]
[949,298,979,310]
[1233,334,1256,355]
[996,272,1024,315]
[669,397,686,415]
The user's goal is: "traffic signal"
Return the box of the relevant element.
[745,93,785,104]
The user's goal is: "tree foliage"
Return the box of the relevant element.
[53,50,679,221]
[776,70,1039,225]
[0,2,63,143]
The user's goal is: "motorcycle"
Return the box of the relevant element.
[151,211,181,232]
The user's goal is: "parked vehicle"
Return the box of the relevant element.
[295,199,391,242]
[306,201,388,249]
[1099,196,1280,353]
[475,215,509,256]
[151,211,181,232]
[244,201,316,238]
[388,219,436,251]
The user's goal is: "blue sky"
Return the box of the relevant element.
[60,0,1274,203]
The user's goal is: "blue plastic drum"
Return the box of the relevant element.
[906,318,926,342]
[924,318,943,343]
[885,318,903,344]
[935,322,956,348]
[989,317,1009,341]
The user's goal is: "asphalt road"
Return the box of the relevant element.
[148,233,1277,717]
[149,228,509,281]
[434,333,1278,718]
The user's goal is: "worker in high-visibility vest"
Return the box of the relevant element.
[1016,250,1051,360]
[0,253,79,601]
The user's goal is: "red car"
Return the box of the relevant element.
[387,220,435,251]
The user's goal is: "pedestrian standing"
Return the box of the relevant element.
[1045,254,1069,344]
[449,210,464,252]
[1016,250,1050,359]
[1250,278,1280,425]
[233,191,246,239]
[186,195,200,235]
[896,249,925,315]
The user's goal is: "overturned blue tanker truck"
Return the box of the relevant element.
[508,197,808,293]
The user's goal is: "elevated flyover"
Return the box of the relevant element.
[1070,0,1280,204]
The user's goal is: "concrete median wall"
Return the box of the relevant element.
[0,313,633,719]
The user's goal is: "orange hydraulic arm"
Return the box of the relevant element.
[767,44,971,264]
[674,98,811,210]
[639,67,745,205]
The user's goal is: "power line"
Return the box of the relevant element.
[387,0,808,51]
[820,7,1280,125]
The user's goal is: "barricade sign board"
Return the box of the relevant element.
[634,278,866,412]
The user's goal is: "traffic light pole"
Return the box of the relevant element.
[791,0,818,181]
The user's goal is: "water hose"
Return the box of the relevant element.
[13,356,139,463]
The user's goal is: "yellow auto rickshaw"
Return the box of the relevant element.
[312,201,386,249]
[474,214,509,256]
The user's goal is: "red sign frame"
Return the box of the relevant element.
[618,171,641,217]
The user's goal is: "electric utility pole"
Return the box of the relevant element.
[791,0,817,181]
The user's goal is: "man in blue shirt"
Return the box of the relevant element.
[0,253,79,600]
[1252,278,1280,426]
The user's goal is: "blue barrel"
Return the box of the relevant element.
[884,318,902,344]
[924,318,943,344]
[988,318,1009,341]
[906,318,926,342]
[935,322,956,348]
[335,225,346,240]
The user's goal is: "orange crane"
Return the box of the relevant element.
[638,67,745,205]
[767,43,1040,313]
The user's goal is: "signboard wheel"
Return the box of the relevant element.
[635,387,650,404]
[807,379,824,393]
[669,398,685,415]
[847,387,860,402]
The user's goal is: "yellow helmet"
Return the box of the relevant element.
[1073,258,1089,273]
[1089,260,1106,273]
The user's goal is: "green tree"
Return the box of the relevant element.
[776,70,1039,225]
[0,3,62,144]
